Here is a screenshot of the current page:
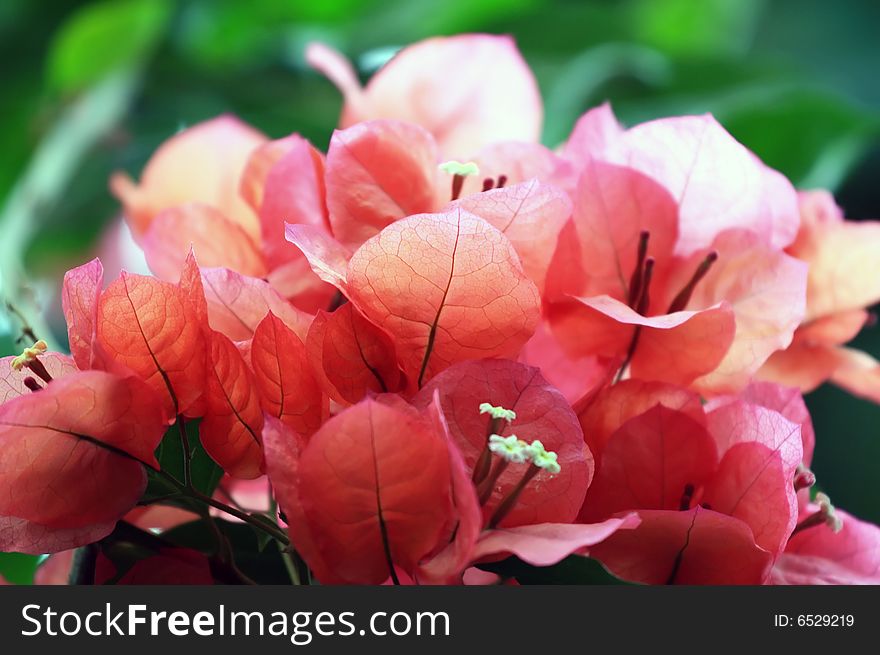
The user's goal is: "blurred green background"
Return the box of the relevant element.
[0,0,878,582]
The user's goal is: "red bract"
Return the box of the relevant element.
[414,359,593,526]
[97,548,214,585]
[200,267,312,343]
[0,371,167,553]
[449,179,572,291]
[264,400,454,584]
[96,266,207,417]
[760,190,880,402]
[345,209,540,387]
[576,379,705,466]
[61,257,104,370]
[201,331,264,479]
[325,120,440,248]
[306,34,542,158]
[773,504,880,585]
[590,509,774,584]
[580,384,803,583]
[306,304,405,405]
[252,312,327,435]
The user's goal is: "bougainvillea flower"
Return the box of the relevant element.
[111,116,334,313]
[772,502,880,584]
[414,368,635,581]
[306,34,542,158]
[344,209,541,386]
[561,105,801,254]
[320,117,570,257]
[263,401,455,584]
[265,380,633,585]
[546,143,807,393]
[110,115,265,240]
[294,208,541,388]
[759,190,880,401]
[413,359,593,526]
[579,384,803,583]
[0,370,168,553]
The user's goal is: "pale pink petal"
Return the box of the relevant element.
[471,516,639,567]
[61,258,104,370]
[200,267,312,342]
[756,341,843,393]
[797,310,868,345]
[562,102,624,168]
[110,115,265,239]
[788,190,880,320]
[689,229,808,394]
[334,34,542,157]
[599,115,800,254]
[284,223,350,290]
[242,134,329,269]
[828,347,880,403]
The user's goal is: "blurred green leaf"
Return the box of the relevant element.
[630,0,764,57]
[543,42,671,147]
[147,418,224,500]
[47,0,171,93]
[721,88,879,189]
[0,552,40,585]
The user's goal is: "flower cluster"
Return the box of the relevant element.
[2,34,879,585]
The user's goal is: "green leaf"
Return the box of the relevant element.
[478,555,635,585]
[150,418,224,498]
[719,88,880,190]
[246,514,281,553]
[0,552,41,585]
[630,0,764,57]
[46,0,171,93]
[163,518,289,584]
